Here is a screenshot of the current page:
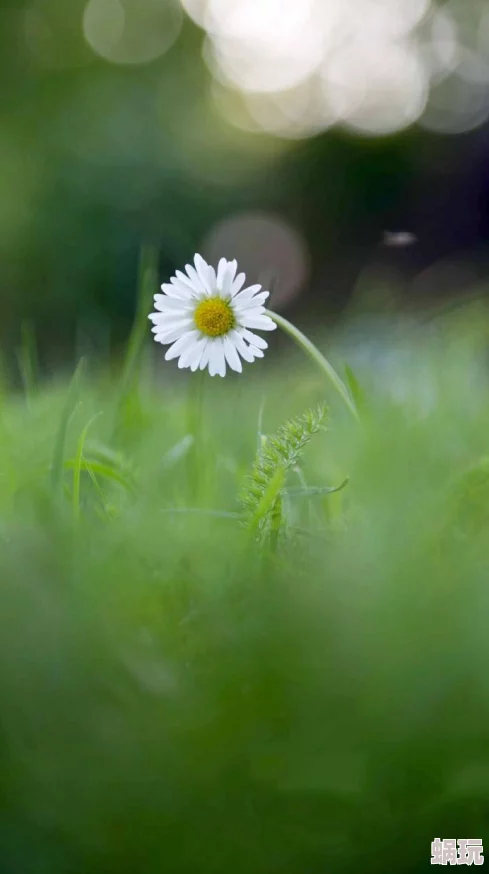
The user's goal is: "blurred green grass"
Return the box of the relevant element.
[1,305,489,872]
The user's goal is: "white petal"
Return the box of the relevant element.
[215,337,227,376]
[231,272,246,296]
[178,337,205,369]
[155,330,199,348]
[228,330,256,363]
[221,262,237,298]
[165,331,200,361]
[239,328,269,350]
[153,294,192,313]
[241,314,277,331]
[216,258,227,289]
[150,312,194,325]
[235,333,264,359]
[149,312,182,325]
[199,342,211,371]
[155,322,195,344]
[185,264,206,296]
[228,259,238,282]
[236,306,267,320]
[156,323,194,341]
[191,339,208,372]
[152,315,195,329]
[190,338,207,369]
[174,272,201,297]
[207,264,217,291]
[165,318,200,331]
[234,305,267,321]
[153,310,193,324]
[223,336,243,373]
[207,343,218,377]
[235,292,269,310]
[194,254,212,295]
[162,281,193,300]
[149,314,193,329]
[208,338,226,377]
[232,284,262,303]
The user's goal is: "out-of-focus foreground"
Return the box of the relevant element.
[0,303,489,873]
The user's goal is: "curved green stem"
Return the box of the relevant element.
[266,310,359,420]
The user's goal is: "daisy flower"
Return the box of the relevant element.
[149,254,276,377]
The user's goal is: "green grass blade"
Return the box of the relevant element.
[64,458,134,493]
[83,461,110,516]
[344,364,366,413]
[285,479,349,497]
[112,244,158,436]
[72,413,103,523]
[50,358,86,492]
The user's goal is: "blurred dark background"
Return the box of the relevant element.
[2,0,489,367]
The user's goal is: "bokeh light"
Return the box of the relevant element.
[83,0,125,61]
[420,49,489,134]
[210,78,336,141]
[83,0,182,65]
[180,0,434,137]
[418,7,460,82]
[179,0,207,28]
[245,80,335,140]
[179,0,489,139]
[201,212,310,310]
[478,3,489,60]
[342,0,431,39]
[202,0,326,95]
[446,0,486,52]
[321,39,429,135]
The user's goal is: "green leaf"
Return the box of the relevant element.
[285,478,349,497]
[240,403,327,543]
[64,458,135,493]
[344,364,366,411]
[72,414,103,522]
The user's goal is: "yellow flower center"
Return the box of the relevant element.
[194,297,235,337]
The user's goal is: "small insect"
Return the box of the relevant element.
[382,231,418,247]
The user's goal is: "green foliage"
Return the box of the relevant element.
[1,317,489,872]
[50,358,86,493]
[450,455,489,537]
[111,245,159,440]
[240,403,327,542]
